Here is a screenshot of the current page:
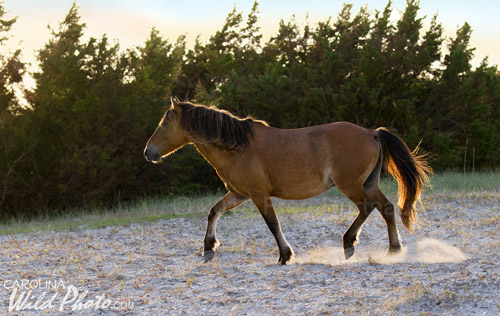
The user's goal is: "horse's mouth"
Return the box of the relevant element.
[152,158,164,164]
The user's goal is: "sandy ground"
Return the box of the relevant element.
[0,191,499,315]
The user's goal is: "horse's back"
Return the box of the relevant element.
[247,122,380,199]
[252,121,378,162]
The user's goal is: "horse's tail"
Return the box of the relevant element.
[375,128,432,232]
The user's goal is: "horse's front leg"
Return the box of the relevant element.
[252,195,294,265]
[203,191,248,262]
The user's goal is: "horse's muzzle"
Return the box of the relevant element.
[144,146,161,163]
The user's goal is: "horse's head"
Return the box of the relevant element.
[144,97,188,163]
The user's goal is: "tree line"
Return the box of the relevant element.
[0,1,499,219]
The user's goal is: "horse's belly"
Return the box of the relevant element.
[270,171,335,200]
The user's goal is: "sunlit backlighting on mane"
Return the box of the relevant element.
[178,102,268,151]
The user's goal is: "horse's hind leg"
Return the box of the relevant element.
[341,189,374,259]
[342,186,403,259]
[252,196,293,265]
[371,188,402,255]
[203,191,248,262]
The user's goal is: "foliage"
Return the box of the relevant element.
[0,0,499,219]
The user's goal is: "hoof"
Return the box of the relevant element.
[277,248,294,265]
[386,245,402,256]
[344,247,355,260]
[277,257,288,265]
[203,250,216,263]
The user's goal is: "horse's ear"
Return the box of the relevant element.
[171,96,181,109]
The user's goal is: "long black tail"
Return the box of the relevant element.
[375,128,432,232]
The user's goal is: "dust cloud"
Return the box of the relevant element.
[295,238,468,265]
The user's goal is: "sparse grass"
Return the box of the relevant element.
[426,171,500,193]
[0,194,221,235]
[374,170,499,196]
[0,171,498,235]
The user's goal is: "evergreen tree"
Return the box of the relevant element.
[1,0,499,219]
[0,1,27,215]
[0,1,24,118]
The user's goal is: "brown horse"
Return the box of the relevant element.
[144,97,431,264]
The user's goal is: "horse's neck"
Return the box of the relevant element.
[193,143,233,172]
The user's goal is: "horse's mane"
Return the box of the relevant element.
[178,102,268,151]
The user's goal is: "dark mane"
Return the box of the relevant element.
[178,102,268,151]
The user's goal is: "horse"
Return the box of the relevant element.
[144,97,432,264]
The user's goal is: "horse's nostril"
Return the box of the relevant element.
[144,146,161,162]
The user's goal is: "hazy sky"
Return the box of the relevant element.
[2,0,499,72]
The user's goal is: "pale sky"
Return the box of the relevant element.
[1,0,499,78]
